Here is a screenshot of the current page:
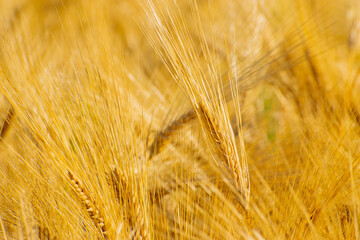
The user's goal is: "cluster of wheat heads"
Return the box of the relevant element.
[0,0,359,239]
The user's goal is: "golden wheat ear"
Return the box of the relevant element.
[66,170,109,240]
[106,167,149,240]
[148,109,196,159]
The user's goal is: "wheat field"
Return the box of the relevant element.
[0,0,359,239]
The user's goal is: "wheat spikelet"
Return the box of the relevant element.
[0,106,14,142]
[67,170,109,240]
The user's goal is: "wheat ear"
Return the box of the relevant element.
[129,189,149,240]
[349,103,360,127]
[107,167,149,240]
[67,170,109,239]
[198,104,249,201]
[148,109,196,158]
[35,225,57,240]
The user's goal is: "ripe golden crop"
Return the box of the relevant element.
[0,0,359,239]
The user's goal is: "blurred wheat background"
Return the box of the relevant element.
[0,0,359,239]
